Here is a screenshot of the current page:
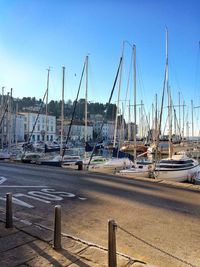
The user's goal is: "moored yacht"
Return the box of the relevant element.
[0,149,11,160]
[88,157,133,172]
[154,154,200,182]
[37,154,81,167]
[118,160,153,178]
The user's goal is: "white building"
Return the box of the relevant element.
[13,114,25,142]
[64,122,93,141]
[0,113,25,145]
[93,121,115,141]
[102,122,115,141]
[20,112,56,142]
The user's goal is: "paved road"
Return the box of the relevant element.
[0,161,200,267]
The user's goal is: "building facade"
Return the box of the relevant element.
[0,113,25,146]
[64,122,93,141]
[20,112,56,142]
[93,121,115,141]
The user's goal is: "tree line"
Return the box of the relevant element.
[10,96,117,121]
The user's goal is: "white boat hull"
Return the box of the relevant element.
[155,164,200,182]
[88,158,133,172]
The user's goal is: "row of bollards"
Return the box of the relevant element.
[4,193,117,266]
[4,193,62,250]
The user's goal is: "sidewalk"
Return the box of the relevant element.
[0,211,149,267]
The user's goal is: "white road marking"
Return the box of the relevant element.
[0,183,87,209]
[0,185,47,187]
[41,188,76,198]
[14,193,51,204]
[0,196,34,208]
[78,197,87,200]
[28,191,63,201]
[0,176,7,184]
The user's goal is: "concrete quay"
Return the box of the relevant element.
[0,211,152,267]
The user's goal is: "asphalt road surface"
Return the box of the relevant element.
[0,161,200,267]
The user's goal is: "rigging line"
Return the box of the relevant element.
[117,225,196,267]
[156,61,167,159]
[169,58,182,97]
[143,106,150,132]
[27,88,48,144]
[88,57,95,102]
[173,105,181,136]
[125,48,133,103]
[62,58,86,158]
[86,56,123,169]
[194,41,200,100]
[136,58,146,107]
[121,48,134,135]
[162,113,169,136]
[0,93,10,128]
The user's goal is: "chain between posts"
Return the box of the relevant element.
[117,224,196,267]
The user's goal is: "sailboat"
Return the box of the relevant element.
[37,67,81,167]
[153,29,200,182]
[117,44,154,178]
[84,45,135,172]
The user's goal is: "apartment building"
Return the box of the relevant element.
[20,112,56,142]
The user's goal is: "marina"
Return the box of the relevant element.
[0,1,200,266]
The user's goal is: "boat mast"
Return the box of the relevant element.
[15,100,18,146]
[152,102,154,142]
[84,55,88,161]
[121,103,125,144]
[155,94,158,142]
[133,44,137,162]
[1,86,4,148]
[191,99,194,138]
[182,100,185,140]
[113,42,124,148]
[8,88,12,152]
[60,66,65,156]
[45,68,50,143]
[174,106,177,136]
[178,91,181,138]
[128,100,131,141]
[166,29,173,159]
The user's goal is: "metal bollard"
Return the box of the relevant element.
[53,205,62,250]
[108,219,117,267]
[6,193,13,228]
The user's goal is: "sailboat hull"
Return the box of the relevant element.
[154,164,200,182]
[88,158,133,173]
[154,154,200,182]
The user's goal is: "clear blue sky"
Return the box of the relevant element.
[0,0,200,125]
